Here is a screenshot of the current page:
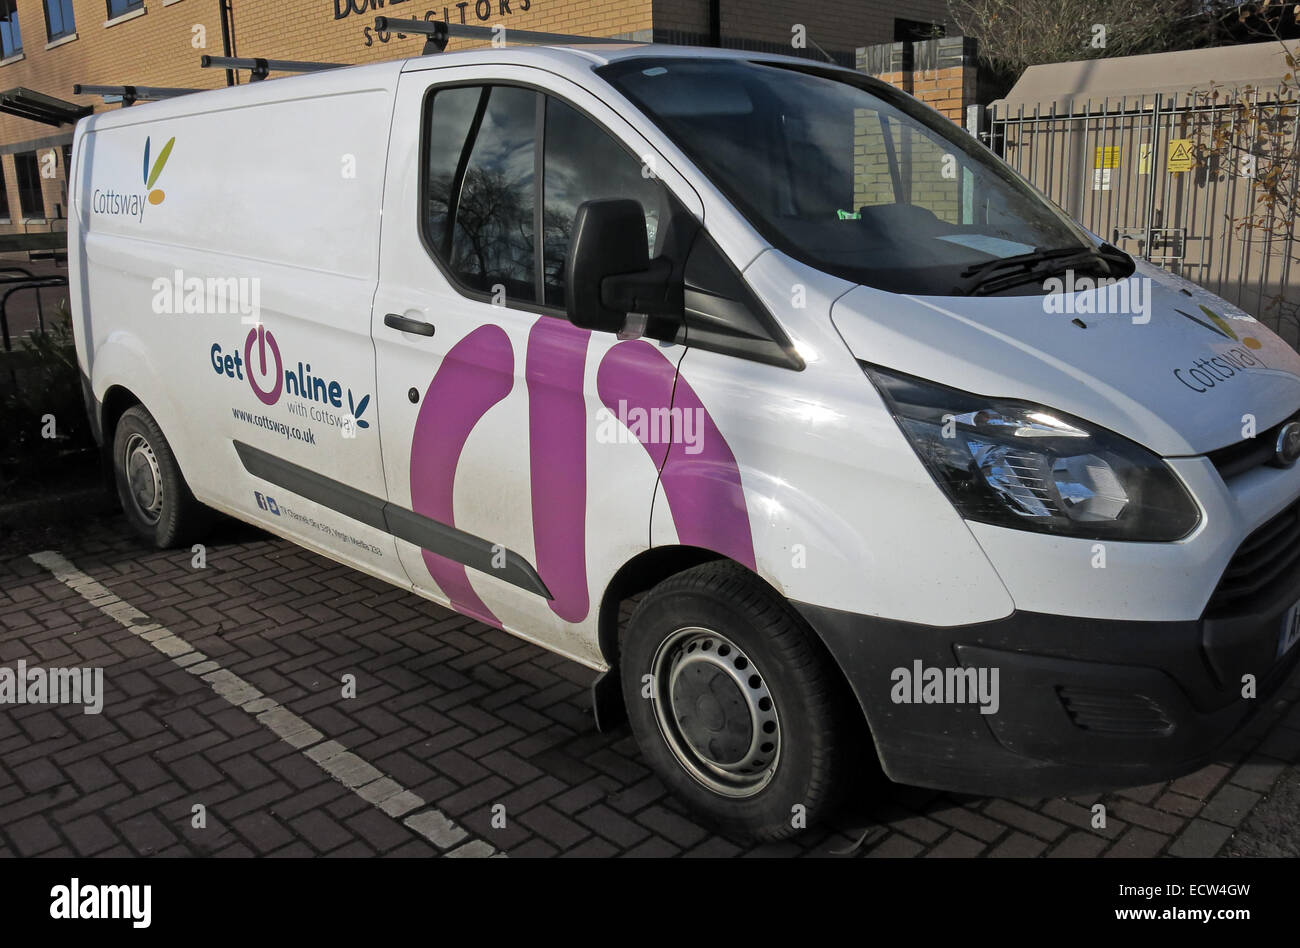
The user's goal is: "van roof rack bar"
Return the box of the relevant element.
[73,84,201,106]
[373,16,620,54]
[199,55,349,81]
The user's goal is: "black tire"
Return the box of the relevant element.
[620,561,853,842]
[112,405,211,549]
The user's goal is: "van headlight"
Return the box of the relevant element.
[863,364,1201,541]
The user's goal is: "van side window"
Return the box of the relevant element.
[425,85,538,303]
[541,98,669,308]
[425,87,482,259]
[682,229,803,370]
[420,83,797,364]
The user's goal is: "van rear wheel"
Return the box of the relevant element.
[112,405,210,549]
[619,561,852,842]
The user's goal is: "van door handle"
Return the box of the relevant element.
[384,313,435,337]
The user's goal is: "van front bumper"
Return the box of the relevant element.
[794,585,1300,797]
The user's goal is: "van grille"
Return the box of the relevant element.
[1207,410,1300,481]
[1057,687,1173,735]
[1206,501,1300,615]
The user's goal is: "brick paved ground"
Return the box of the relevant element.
[1,513,1298,858]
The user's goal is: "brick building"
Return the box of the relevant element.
[0,0,954,235]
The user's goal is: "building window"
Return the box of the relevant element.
[14,152,44,219]
[0,160,10,221]
[45,0,76,40]
[106,0,144,19]
[0,0,23,58]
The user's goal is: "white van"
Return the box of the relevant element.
[69,44,1300,841]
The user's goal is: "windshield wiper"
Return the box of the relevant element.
[953,243,1132,297]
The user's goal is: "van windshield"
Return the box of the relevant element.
[600,58,1105,296]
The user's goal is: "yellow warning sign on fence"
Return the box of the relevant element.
[1094,145,1121,169]
[1167,139,1195,172]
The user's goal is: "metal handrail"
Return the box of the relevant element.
[0,274,68,352]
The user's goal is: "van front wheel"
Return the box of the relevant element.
[619,561,852,842]
[112,405,210,549]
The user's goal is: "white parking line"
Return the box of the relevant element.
[30,549,498,858]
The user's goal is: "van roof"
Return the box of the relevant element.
[394,43,842,69]
[75,44,851,132]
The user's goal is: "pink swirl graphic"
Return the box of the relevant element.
[597,341,755,571]
[410,324,514,628]
[526,319,592,623]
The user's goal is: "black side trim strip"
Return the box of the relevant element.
[233,440,553,600]
[380,505,552,600]
[235,441,388,533]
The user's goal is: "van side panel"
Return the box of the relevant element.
[72,65,409,583]
[372,64,707,668]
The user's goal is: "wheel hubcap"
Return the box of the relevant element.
[123,433,164,526]
[650,627,781,798]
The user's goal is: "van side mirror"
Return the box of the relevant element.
[565,198,678,333]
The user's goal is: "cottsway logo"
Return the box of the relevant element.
[1175,303,1261,349]
[91,135,174,222]
[1172,303,1269,394]
[142,135,175,205]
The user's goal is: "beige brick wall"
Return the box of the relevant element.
[852,111,961,220]
[0,0,950,233]
[910,63,977,124]
[232,0,654,68]
[0,0,660,231]
[855,54,979,220]
[873,63,977,125]
[853,108,893,208]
